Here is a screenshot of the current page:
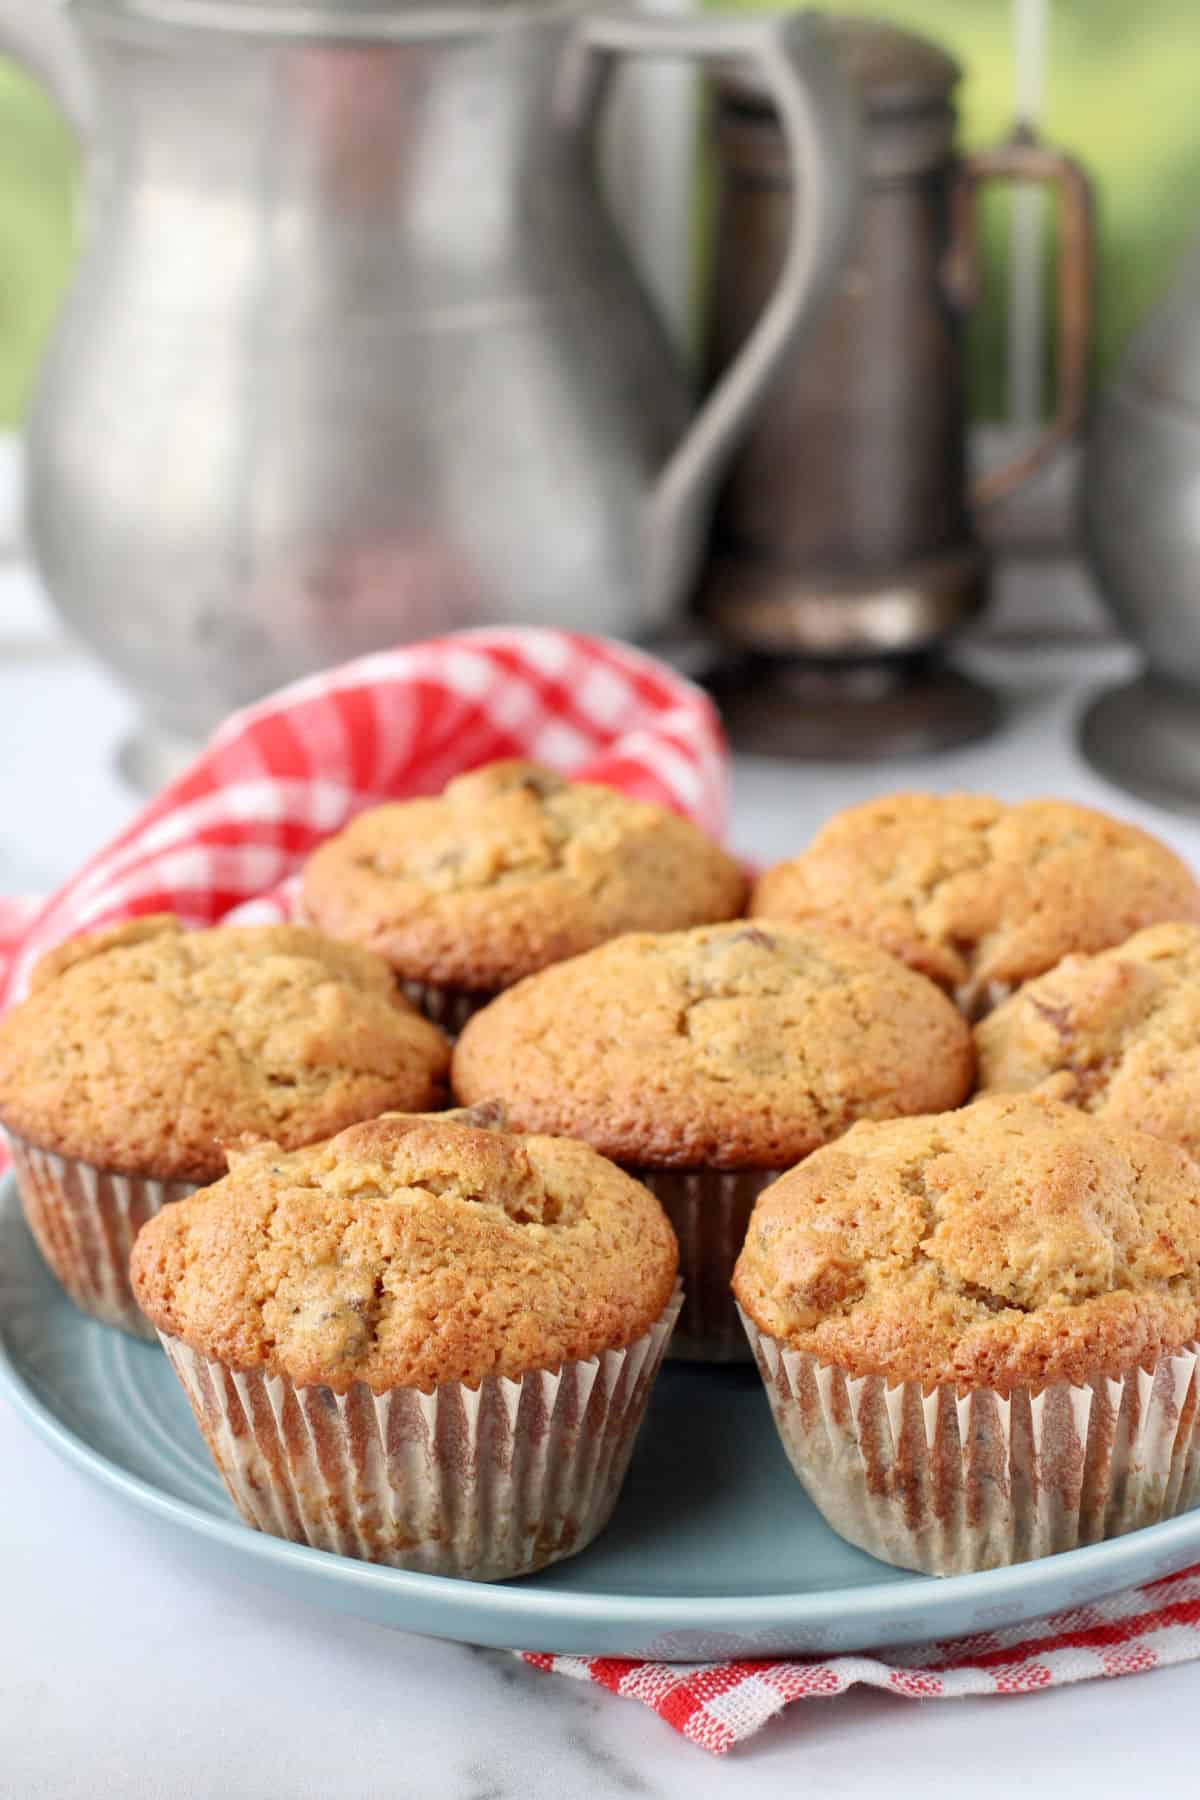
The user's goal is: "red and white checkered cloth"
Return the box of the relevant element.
[523,1563,1200,1752]
[3,624,1200,1753]
[0,897,40,977]
[0,628,726,1009]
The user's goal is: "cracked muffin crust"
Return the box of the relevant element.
[452,922,974,1168]
[0,916,451,1182]
[733,1093,1200,1392]
[130,1113,679,1392]
[299,760,746,1000]
[975,921,1200,1161]
[749,793,1200,1015]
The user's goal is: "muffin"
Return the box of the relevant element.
[734,1094,1200,1574]
[452,921,973,1358]
[0,916,450,1336]
[131,1112,681,1578]
[750,793,1200,1017]
[300,760,746,1031]
[976,921,1200,1161]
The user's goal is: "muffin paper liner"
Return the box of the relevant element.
[633,1168,774,1362]
[6,1132,194,1339]
[159,1284,683,1579]
[740,1309,1200,1575]
[399,979,496,1036]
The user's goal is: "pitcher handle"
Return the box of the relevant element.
[0,0,93,140]
[945,130,1093,509]
[557,9,859,627]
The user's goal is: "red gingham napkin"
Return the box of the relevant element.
[0,628,726,1009]
[522,1563,1200,1752]
[0,898,41,979]
[2,624,1199,1751]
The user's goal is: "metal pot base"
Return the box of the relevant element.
[116,728,202,797]
[1079,675,1200,818]
[708,656,1003,762]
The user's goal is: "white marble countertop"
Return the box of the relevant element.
[4,540,1200,1796]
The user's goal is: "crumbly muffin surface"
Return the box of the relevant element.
[131,1115,679,1392]
[452,922,973,1169]
[750,793,1200,1012]
[300,760,746,990]
[734,1094,1200,1391]
[0,917,450,1182]
[976,922,1200,1160]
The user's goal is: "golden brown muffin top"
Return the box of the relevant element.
[0,916,450,1182]
[976,922,1200,1162]
[130,1114,679,1392]
[733,1094,1200,1392]
[750,793,1200,1015]
[452,922,973,1169]
[300,760,746,992]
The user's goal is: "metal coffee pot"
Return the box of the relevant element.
[0,0,856,751]
[698,17,1091,758]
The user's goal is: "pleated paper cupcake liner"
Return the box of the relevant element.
[633,1168,774,1362]
[740,1308,1200,1575]
[6,1131,194,1339]
[160,1284,683,1579]
[399,979,496,1036]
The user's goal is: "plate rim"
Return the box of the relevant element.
[6,1206,1200,1652]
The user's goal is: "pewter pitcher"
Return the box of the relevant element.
[0,0,857,745]
[1078,230,1200,814]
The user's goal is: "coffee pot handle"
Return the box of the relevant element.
[0,0,93,140]
[946,131,1093,509]
[557,10,859,628]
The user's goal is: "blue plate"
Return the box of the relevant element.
[3,1170,1199,1659]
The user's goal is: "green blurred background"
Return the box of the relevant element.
[0,0,1197,425]
[0,59,74,427]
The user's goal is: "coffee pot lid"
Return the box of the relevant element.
[717,14,960,113]
[715,14,960,178]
